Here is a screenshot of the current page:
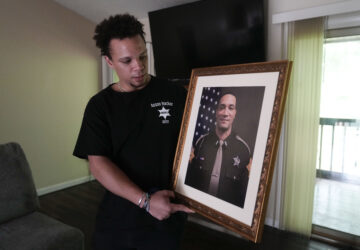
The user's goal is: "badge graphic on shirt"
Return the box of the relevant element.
[158,107,170,119]
[158,107,171,124]
[233,156,241,167]
[151,101,173,124]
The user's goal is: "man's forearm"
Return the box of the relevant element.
[88,155,143,206]
[88,155,194,220]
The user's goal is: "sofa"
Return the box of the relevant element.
[0,142,84,250]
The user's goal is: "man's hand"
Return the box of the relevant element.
[148,190,194,220]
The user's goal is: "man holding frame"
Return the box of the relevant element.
[73,13,193,250]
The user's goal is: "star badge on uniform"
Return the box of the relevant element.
[233,156,240,167]
[158,106,170,119]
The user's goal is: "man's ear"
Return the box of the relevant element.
[104,56,114,68]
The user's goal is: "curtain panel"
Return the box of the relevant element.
[282,17,324,236]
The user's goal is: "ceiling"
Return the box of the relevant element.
[53,0,199,23]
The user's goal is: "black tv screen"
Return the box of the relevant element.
[148,0,265,80]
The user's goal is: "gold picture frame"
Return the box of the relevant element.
[172,60,292,243]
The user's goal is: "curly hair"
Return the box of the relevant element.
[93,14,145,58]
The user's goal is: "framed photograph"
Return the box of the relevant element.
[172,60,292,243]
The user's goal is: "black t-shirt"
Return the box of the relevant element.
[73,76,187,230]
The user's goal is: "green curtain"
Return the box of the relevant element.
[282,18,324,236]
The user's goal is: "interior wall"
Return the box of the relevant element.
[0,0,100,191]
[267,0,285,61]
[139,17,153,42]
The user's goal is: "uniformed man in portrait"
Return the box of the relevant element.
[185,92,252,208]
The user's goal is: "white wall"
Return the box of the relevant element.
[267,0,286,61]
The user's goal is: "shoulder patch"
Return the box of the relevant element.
[235,135,251,155]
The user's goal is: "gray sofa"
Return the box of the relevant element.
[0,142,84,250]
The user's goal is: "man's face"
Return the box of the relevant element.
[105,35,148,91]
[215,94,237,132]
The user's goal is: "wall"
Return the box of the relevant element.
[0,0,99,192]
[139,17,153,42]
[267,0,285,61]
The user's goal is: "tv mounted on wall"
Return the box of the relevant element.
[148,0,265,80]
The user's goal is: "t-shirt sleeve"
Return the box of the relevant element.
[73,96,112,159]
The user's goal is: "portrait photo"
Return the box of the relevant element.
[172,61,292,242]
[184,86,265,208]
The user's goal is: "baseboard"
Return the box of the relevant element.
[265,217,280,228]
[37,175,94,196]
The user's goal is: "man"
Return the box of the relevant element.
[73,14,193,250]
[185,92,252,208]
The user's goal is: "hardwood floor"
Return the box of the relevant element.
[39,181,103,250]
[39,181,357,250]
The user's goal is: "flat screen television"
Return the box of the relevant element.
[148,0,265,80]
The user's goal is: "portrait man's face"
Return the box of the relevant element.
[215,94,237,131]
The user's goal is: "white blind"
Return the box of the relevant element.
[326,11,360,38]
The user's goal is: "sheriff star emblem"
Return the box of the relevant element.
[233,156,240,167]
[158,106,170,119]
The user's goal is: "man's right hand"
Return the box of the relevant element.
[148,190,194,220]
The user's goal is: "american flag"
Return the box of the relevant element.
[192,87,222,146]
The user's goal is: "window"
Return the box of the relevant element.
[313,34,360,240]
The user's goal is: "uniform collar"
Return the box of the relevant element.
[215,139,228,147]
[212,130,237,148]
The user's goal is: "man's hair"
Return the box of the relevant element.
[93,14,145,58]
[217,91,237,109]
